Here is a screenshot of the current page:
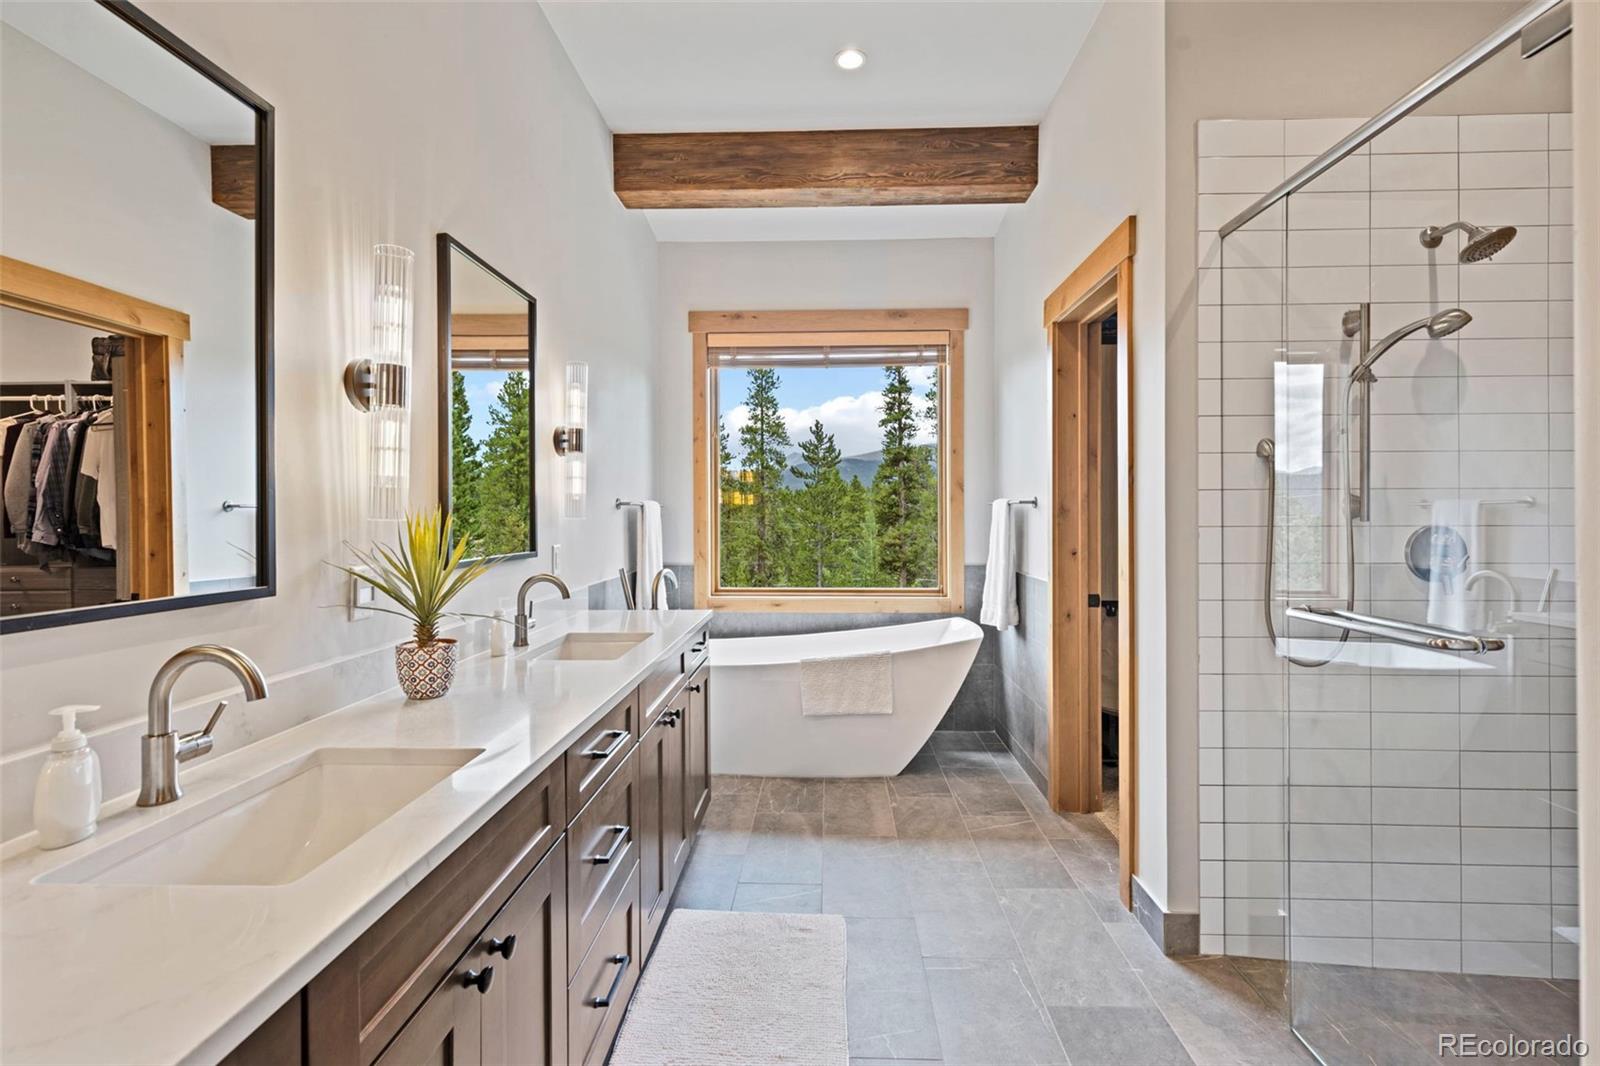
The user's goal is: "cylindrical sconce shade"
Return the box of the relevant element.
[560,362,588,518]
[367,244,414,522]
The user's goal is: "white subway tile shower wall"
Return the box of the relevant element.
[1196,115,1576,979]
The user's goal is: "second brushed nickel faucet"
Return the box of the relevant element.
[514,572,571,647]
[650,567,678,610]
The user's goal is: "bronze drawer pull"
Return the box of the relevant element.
[686,684,702,693]
[485,934,517,959]
[589,824,629,864]
[581,729,628,760]
[461,966,495,994]
[592,954,630,1008]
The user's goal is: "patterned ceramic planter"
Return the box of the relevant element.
[395,638,458,700]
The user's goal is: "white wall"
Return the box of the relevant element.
[653,238,995,565]
[0,0,658,841]
[992,1,1174,907]
[1,23,256,585]
[0,307,100,380]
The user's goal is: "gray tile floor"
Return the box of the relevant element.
[1283,962,1581,1066]
[670,731,1314,1066]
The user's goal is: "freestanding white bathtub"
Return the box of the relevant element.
[708,617,983,777]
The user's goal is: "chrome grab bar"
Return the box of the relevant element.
[1286,605,1506,655]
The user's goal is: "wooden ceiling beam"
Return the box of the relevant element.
[614,126,1038,209]
[210,145,257,219]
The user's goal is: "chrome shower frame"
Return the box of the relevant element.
[1218,0,1570,239]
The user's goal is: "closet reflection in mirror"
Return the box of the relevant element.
[0,1,272,629]
[437,234,537,559]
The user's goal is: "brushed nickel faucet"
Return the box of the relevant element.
[650,567,678,610]
[514,573,571,647]
[138,645,268,807]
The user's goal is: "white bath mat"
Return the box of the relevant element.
[610,910,848,1065]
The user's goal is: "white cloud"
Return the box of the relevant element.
[722,386,934,460]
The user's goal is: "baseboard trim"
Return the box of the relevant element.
[1132,876,1199,956]
[1003,733,1049,795]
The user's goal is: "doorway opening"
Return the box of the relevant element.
[1044,217,1136,908]
[1092,310,1120,841]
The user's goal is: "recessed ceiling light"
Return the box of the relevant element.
[834,47,866,71]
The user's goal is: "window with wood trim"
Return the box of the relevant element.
[690,310,965,612]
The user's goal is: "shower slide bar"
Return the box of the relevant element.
[1218,0,1568,238]
[1286,605,1506,654]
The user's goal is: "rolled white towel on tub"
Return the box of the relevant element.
[799,652,893,716]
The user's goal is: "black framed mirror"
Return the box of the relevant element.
[436,234,537,559]
[0,0,274,634]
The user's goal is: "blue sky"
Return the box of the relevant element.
[459,369,519,445]
[718,365,936,458]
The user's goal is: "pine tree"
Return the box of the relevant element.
[717,416,755,586]
[449,371,484,547]
[842,475,877,585]
[872,366,938,587]
[788,420,853,586]
[737,368,792,586]
[476,371,531,556]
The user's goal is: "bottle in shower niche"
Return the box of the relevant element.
[33,705,103,849]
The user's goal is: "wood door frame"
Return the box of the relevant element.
[0,255,186,602]
[1043,217,1138,908]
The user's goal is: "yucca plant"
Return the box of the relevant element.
[332,509,492,645]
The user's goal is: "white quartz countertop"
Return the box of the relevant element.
[0,607,712,1066]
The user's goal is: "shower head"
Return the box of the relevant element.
[1424,307,1472,338]
[1419,221,1518,263]
[1352,308,1472,380]
[1255,438,1275,461]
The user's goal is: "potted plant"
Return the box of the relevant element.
[334,509,492,700]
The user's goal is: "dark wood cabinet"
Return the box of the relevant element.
[373,964,483,1066]
[683,661,711,840]
[637,696,685,952]
[480,838,567,1066]
[228,634,713,1066]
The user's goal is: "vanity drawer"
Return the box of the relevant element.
[567,862,642,1066]
[72,564,118,590]
[2,590,70,614]
[565,689,636,817]
[305,758,565,1065]
[567,747,637,978]
[640,628,710,727]
[1,565,69,590]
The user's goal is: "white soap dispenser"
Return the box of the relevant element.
[33,705,102,849]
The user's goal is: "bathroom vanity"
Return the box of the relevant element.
[0,609,712,1066]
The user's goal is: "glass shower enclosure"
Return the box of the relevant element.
[1212,2,1579,1061]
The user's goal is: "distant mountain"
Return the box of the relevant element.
[781,450,881,489]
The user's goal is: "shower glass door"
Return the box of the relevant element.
[1267,124,1581,1062]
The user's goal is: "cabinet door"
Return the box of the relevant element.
[684,662,711,833]
[664,688,691,888]
[637,719,670,950]
[480,838,567,1066]
[374,965,484,1066]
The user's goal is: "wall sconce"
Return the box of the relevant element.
[342,243,414,522]
[554,362,588,518]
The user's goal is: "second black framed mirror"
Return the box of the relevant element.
[436,234,537,559]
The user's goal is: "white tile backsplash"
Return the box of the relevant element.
[1198,111,1575,977]
[1458,113,1549,152]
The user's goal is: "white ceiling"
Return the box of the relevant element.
[540,1,1104,242]
[2,1,255,145]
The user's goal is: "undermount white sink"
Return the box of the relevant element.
[40,747,481,887]
[535,631,650,661]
